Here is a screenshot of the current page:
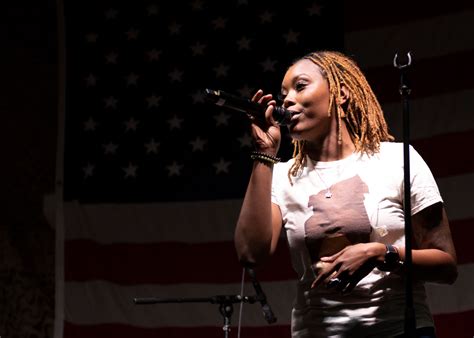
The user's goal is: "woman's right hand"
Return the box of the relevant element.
[249,89,281,154]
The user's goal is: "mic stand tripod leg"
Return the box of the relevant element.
[219,301,234,338]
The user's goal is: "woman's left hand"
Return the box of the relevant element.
[311,242,385,293]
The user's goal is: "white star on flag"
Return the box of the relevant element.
[213,158,231,174]
[123,163,138,178]
[82,163,94,178]
[144,139,160,154]
[84,118,97,131]
[214,111,231,126]
[103,142,118,155]
[190,137,207,151]
[146,95,161,108]
[168,115,184,130]
[166,161,183,176]
[124,117,139,132]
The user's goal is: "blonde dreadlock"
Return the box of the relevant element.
[288,50,394,182]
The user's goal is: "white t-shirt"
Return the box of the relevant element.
[271,142,442,338]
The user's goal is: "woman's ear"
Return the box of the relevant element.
[338,84,350,105]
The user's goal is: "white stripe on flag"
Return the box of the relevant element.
[426,263,474,314]
[383,89,474,141]
[345,10,474,67]
[64,263,474,327]
[42,173,474,244]
[437,173,474,222]
[65,280,295,327]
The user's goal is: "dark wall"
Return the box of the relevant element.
[0,1,57,337]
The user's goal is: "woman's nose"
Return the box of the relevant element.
[283,93,296,108]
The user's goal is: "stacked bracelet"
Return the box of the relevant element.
[250,151,281,165]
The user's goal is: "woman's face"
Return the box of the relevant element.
[280,59,333,142]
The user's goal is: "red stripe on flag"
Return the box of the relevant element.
[449,218,474,265]
[64,312,474,338]
[412,130,474,178]
[65,218,470,284]
[64,322,291,338]
[433,309,474,338]
[365,50,474,104]
[64,238,295,284]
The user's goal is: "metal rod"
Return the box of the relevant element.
[394,51,416,338]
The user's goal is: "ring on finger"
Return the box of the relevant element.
[327,277,342,288]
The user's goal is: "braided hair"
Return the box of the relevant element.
[288,50,394,181]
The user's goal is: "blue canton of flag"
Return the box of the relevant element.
[63,0,342,202]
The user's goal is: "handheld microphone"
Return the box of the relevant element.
[246,267,277,324]
[204,88,291,126]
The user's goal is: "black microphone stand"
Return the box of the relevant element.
[393,51,416,338]
[133,294,259,338]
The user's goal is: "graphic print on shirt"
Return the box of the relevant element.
[304,175,372,272]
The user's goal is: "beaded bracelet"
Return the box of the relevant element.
[250,151,281,165]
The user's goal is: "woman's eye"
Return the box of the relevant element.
[295,82,306,91]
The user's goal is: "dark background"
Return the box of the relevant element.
[0,0,56,337]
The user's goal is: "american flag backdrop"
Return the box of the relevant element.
[52,1,474,337]
[56,1,341,337]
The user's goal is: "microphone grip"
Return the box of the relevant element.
[246,267,277,324]
[261,303,277,324]
[204,88,291,125]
